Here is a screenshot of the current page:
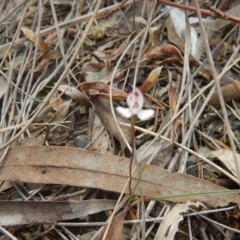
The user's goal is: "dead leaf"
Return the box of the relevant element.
[66,28,77,37]
[143,44,183,61]
[91,114,111,154]
[38,50,62,61]
[85,51,108,82]
[34,58,50,73]
[231,78,240,94]
[44,31,58,46]
[154,201,204,240]
[100,69,124,84]
[195,5,240,61]
[77,82,127,100]
[132,16,147,25]
[82,52,106,72]
[232,99,240,118]
[58,85,91,106]
[49,89,63,111]
[166,17,184,53]
[212,5,240,34]
[130,16,154,47]
[98,207,128,240]
[136,139,173,168]
[0,199,116,226]
[21,27,48,52]
[82,62,106,72]
[1,146,240,208]
[101,31,138,61]
[92,96,131,150]
[208,80,240,105]
[140,66,163,93]
[212,149,240,178]
[48,100,71,123]
[88,18,117,39]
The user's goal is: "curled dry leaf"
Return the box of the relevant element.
[98,207,128,240]
[77,82,127,100]
[37,50,62,61]
[82,62,106,73]
[168,7,198,58]
[48,100,71,123]
[154,201,205,240]
[208,79,240,105]
[212,149,240,178]
[66,28,77,37]
[131,16,147,25]
[49,89,63,111]
[130,16,154,47]
[44,31,58,46]
[229,78,240,95]
[21,27,48,52]
[92,96,131,150]
[34,50,63,73]
[34,59,50,73]
[143,44,183,61]
[166,17,184,53]
[88,17,117,39]
[82,52,106,72]
[1,146,240,208]
[59,85,91,106]
[91,114,111,154]
[140,66,163,93]
[102,69,124,84]
[84,51,108,82]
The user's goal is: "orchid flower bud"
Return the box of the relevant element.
[116,88,155,121]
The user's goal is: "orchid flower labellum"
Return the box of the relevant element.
[116,88,155,121]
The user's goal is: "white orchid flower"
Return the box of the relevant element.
[116,88,155,121]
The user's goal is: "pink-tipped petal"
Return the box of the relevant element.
[127,88,144,113]
[116,106,132,119]
[137,109,155,121]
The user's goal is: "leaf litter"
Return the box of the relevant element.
[1,0,240,239]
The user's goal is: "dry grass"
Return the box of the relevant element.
[1,0,240,239]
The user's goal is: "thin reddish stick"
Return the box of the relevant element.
[158,0,240,24]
